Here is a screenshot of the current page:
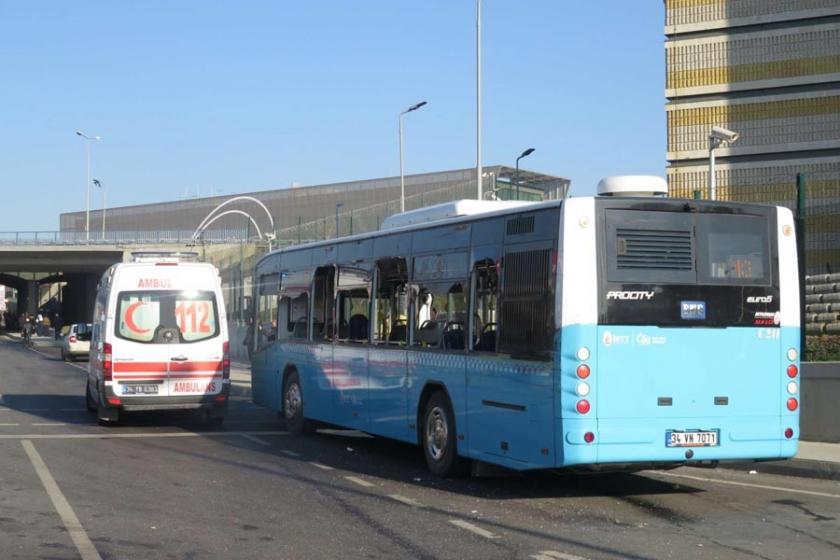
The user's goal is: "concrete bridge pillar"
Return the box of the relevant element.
[61,273,100,323]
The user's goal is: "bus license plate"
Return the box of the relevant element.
[665,430,718,447]
[122,384,159,395]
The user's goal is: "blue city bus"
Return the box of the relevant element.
[249,182,800,476]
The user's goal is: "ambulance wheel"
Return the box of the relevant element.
[205,410,225,428]
[283,371,312,435]
[422,391,468,478]
[96,400,119,426]
[85,382,96,412]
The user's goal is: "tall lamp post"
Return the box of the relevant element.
[93,179,106,239]
[708,126,739,201]
[476,0,483,201]
[515,148,535,201]
[399,101,427,213]
[335,203,343,238]
[76,130,101,241]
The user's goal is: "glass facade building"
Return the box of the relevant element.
[664,0,840,273]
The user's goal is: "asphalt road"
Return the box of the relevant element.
[1,336,840,560]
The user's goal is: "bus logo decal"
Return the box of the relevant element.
[606,291,655,300]
[680,301,706,320]
[746,295,773,304]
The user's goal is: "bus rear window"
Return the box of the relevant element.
[116,290,219,343]
[606,209,771,286]
[697,214,769,285]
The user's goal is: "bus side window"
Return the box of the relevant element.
[312,266,336,342]
[256,273,280,349]
[373,258,408,346]
[337,266,371,343]
[411,281,467,350]
[472,260,498,352]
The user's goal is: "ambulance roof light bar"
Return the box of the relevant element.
[129,251,200,263]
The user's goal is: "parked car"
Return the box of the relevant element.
[61,323,92,361]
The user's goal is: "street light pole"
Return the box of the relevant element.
[335,203,343,238]
[476,0,483,201]
[76,130,101,241]
[93,179,106,239]
[399,101,427,213]
[515,148,535,201]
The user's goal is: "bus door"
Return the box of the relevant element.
[466,246,556,467]
[252,272,280,409]
[367,258,410,441]
[332,266,372,430]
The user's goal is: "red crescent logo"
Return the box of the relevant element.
[125,301,150,333]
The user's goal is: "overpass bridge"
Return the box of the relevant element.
[0,230,266,325]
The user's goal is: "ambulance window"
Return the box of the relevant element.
[116,293,161,343]
[115,291,220,344]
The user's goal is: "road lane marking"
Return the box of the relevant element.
[0,423,20,426]
[280,449,301,457]
[449,519,498,539]
[21,440,102,560]
[59,408,87,412]
[531,551,589,560]
[32,423,67,427]
[0,430,288,441]
[309,462,334,471]
[388,494,424,508]
[647,470,840,499]
[239,434,272,446]
[344,475,375,488]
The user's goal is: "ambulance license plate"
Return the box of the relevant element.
[665,430,718,447]
[122,384,159,395]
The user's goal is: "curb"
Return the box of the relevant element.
[718,458,840,482]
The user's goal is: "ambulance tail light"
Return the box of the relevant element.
[222,341,230,380]
[786,398,798,412]
[103,342,113,381]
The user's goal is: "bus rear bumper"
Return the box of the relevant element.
[558,416,798,468]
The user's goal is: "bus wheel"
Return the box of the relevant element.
[422,391,467,477]
[283,371,311,435]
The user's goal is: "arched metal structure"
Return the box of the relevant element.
[193,210,263,243]
[192,196,275,244]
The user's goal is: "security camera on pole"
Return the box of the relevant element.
[708,126,739,201]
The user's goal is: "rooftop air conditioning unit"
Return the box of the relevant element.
[597,176,668,198]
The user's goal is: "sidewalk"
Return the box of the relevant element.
[722,441,840,481]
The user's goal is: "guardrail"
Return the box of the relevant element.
[0,229,262,245]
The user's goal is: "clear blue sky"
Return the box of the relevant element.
[0,1,665,231]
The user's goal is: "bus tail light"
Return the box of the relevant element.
[584,432,595,444]
[576,364,591,379]
[222,341,231,380]
[102,342,112,381]
[576,400,590,414]
[786,364,798,378]
[786,398,798,412]
[785,428,794,439]
[68,335,77,343]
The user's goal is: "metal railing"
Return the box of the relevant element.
[0,228,261,246]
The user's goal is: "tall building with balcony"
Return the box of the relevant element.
[664,0,840,273]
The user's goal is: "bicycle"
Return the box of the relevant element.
[22,328,33,348]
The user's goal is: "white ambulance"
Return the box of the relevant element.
[87,252,230,425]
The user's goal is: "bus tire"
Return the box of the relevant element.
[422,391,467,477]
[283,371,312,435]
